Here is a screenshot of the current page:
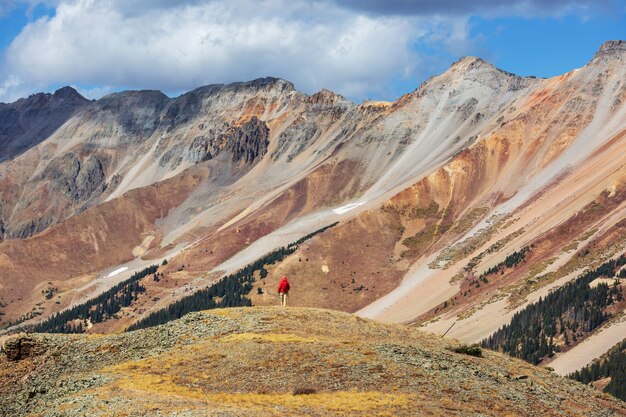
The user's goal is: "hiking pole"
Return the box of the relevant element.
[441,322,456,338]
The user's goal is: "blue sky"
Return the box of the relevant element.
[0,0,624,103]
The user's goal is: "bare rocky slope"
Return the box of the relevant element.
[0,41,625,380]
[1,307,625,417]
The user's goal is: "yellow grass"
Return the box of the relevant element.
[203,308,245,319]
[104,370,413,413]
[113,372,207,400]
[219,332,318,343]
[206,391,413,411]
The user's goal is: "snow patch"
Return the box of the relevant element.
[107,267,128,278]
[332,201,365,215]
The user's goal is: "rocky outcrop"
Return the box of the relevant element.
[457,97,479,120]
[271,118,318,161]
[592,40,626,63]
[163,117,269,167]
[76,156,107,199]
[46,153,106,203]
[185,135,212,163]
[227,117,270,164]
[6,216,54,240]
[158,142,189,169]
[3,335,48,361]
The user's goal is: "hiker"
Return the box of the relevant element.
[278,276,290,306]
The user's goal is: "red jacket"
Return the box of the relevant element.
[278,277,290,293]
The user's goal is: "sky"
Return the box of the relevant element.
[0,0,624,103]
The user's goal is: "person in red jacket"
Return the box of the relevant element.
[278,276,290,306]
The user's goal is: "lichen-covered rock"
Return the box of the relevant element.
[3,335,48,361]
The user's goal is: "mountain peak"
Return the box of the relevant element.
[183,77,296,100]
[52,86,88,102]
[225,77,295,94]
[448,56,518,78]
[309,88,351,106]
[591,39,626,64]
[597,40,626,54]
[450,56,486,68]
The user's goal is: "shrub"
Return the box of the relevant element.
[450,344,483,357]
[293,387,317,395]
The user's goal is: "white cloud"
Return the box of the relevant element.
[0,75,29,103]
[73,85,113,100]
[2,0,470,102]
[0,0,613,103]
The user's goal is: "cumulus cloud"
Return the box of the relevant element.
[0,75,23,100]
[2,0,470,102]
[0,0,612,103]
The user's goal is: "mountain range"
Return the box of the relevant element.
[0,40,625,398]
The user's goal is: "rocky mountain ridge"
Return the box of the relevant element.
[0,86,90,162]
